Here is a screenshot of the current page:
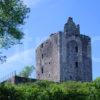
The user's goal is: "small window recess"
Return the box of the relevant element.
[70,76,72,80]
[42,54,43,59]
[41,67,43,74]
[41,44,43,48]
[75,62,78,68]
[46,41,48,44]
[75,46,78,53]
[75,34,79,37]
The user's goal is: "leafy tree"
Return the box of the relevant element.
[94,77,100,88]
[0,0,30,62]
[19,65,35,78]
[93,77,100,99]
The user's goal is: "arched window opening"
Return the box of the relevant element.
[67,40,78,55]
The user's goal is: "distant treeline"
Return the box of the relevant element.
[0,77,100,100]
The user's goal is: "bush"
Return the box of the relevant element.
[0,78,100,100]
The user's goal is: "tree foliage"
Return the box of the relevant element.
[0,0,30,48]
[19,65,35,78]
[0,78,100,100]
[0,0,30,63]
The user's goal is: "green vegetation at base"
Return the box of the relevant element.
[0,77,100,100]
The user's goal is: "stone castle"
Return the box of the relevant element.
[36,17,92,82]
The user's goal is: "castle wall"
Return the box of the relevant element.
[36,17,92,82]
[60,34,83,81]
[36,33,60,82]
[80,35,92,81]
[59,34,92,82]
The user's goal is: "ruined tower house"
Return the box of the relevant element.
[36,17,92,82]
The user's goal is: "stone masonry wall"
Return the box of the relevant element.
[36,33,60,82]
[36,17,92,82]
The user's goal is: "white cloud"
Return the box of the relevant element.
[6,48,34,64]
[0,48,35,78]
[0,49,35,81]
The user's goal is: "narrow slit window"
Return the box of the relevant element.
[70,76,72,79]
[75,46,78,53]
[41,67,43,73]
[75,62,78,68]
[41,44,43,48]
[42,54,43,59]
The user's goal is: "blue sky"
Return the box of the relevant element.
[0,0,100,80]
